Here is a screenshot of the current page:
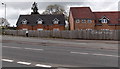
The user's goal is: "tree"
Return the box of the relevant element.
[42,4,69,30]
[0,18,10,27]
[42,4,67,15]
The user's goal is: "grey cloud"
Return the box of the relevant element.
[6,2,85,11]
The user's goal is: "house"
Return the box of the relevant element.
[16,2,65,31]
[69,7,120,30]
[16,14,65,31]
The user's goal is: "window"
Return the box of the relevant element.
[101,19,108,23]
[99,16,109,23]
[37,18,43,24]
[81,19,86,23]
[75,19,80,23]
[87,19,92,23]
[53,18,59,24]
[101,29,109,30]
[22,19,27,24]
[53,28,59,31]
[37,28,43,31]
[22,28,28,30]
[86,29,92,30]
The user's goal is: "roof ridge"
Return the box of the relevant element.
[70,7,90,9]
[94,11,119,13]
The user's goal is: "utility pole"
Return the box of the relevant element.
[2,3,6,20]
[2,3,7,28]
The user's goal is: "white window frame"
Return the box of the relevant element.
[100,16,109,23]
[22,28,28,30]
[37,28,43,31]
[53,18,59,24]
[37,18,43,24]
[87,19,92,23]
[53,28,59,31]
[101,19,108,23]
[75,19,80,23]
[81,19,86,23]
[22,19,27,24]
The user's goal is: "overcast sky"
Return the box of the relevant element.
[0,0,119,26]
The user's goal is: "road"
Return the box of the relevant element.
[1,35,119,68]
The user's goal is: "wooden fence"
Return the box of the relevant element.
[3,30,120,40]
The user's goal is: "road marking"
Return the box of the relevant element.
[2,58,53,67]
[71,51,119,57]
[92,54,105,56]
[35,64,52,68]
[3,46,21,49]
[2,59,14,62]
[24,48,43,51]
[70,52,88,55]
[93,53,119,57]
[17,61,31,65]
[2,46,9,47]
[10,47,21,49]
[3,46,43,51]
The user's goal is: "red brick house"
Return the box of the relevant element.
[16,2,65,31]
[16,14,65,31]
[69,7,120,30]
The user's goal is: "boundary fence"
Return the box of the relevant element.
[3,30,120,40]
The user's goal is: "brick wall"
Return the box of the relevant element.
[95,24,120,30]
[17,24,65,31]
[69,16,120,30]
[74,20,95,30]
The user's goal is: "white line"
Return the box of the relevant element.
[2,46,9,47]
[70,52,88,55]
[10,47,21,49]
[35,64,52,68]
[2,59,14,62]
[17,61,31,65]
[24,48,43,51]
[105,55,118,57]
[92,54,105,56]
[3,46,21,49]
[71,51,119,57]
[93,54,119,57]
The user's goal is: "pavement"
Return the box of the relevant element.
[1,35,119,68]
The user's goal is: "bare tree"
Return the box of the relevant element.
[0,18,10,27]
[42,4,67,15]
[42,4,69,30]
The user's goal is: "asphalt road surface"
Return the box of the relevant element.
[1,35,119,68]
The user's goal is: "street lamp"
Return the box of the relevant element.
[2,3,6,20]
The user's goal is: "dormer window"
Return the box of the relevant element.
[53,18,59,24]
[75,19,80,23]
[99,16,109,23]
[37,18,43,24]
[22,19,27,24]
[101,19,108,23]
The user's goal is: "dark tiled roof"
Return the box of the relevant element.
[16,14,66,26]
[70,7,95,19]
